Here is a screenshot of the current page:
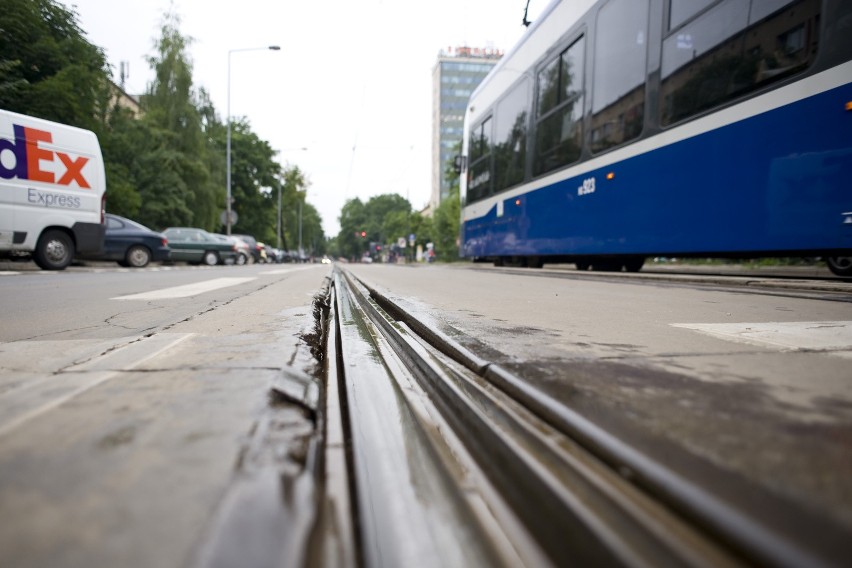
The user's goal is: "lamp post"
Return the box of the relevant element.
[226,45,280,235]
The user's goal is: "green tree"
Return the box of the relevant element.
[0,0,111,130]
[337,198,368,260]
[432,141,462,260]
[0,1,320,242]
[300,202,326,256]
[99,106,144,218]
[381,210,411,248]
[336,193,431,261]
[364,194,411,244]
[227,118,282,240]
[278,165,310,250]
[140,10,219,230]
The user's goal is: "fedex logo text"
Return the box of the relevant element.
[0,125,91,188]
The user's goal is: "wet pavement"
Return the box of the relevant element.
[345,263,852,553]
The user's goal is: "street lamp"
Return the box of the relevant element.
[226,45,280,235]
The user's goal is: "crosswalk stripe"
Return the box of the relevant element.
[111,277,256,300]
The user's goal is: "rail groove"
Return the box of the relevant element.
[326,266,836,567]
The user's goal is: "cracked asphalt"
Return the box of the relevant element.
[0,263,332,568]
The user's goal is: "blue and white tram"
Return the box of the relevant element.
[459,0,852,275]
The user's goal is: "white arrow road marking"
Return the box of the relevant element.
[111,277,255,300]
[671,321,852,359]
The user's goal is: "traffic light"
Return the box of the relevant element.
[360,231,366,238]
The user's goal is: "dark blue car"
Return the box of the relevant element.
[78,214,170,268]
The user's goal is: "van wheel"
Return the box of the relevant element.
[126,245,151,268]
[203,251,219,266]
[34,230,74,270]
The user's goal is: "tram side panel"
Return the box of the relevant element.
[465,76,852,260]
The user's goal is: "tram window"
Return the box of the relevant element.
[467,117,492,203]
[533,36,585,176]
[670,0,716,30]
[661,0,820,126]
[494,78,529,191]
[590,0,648,154]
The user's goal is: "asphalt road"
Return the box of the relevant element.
[0,262,332,568]
[1,259,850,566]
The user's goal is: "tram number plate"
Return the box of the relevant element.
[578,177,596,196]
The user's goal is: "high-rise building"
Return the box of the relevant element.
[430,46,502,212]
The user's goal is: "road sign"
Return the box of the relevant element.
[220,210,238,226]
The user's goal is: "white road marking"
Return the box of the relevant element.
[111,277,255,300]
[259,265,325,275]
[672,321,852,358]
[0,333,194,438]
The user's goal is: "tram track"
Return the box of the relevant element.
[323,265,839,567]
[467,264,852,303]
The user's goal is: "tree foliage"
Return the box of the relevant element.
[0,0,111,130]
[278,166,324,255]
[433,141,462,259]
[138,11,220,230]
[1,1,324,245]
[335,193,435,260]
[228,118,281,240]
[337,198,368,259]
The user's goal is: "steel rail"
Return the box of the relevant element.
[329,269,529,567]
[342,267,841,568]
[470,265,852,300]
[329,267,796,567]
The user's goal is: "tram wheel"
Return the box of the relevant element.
[827,257,852,277]
[623,258,645,272]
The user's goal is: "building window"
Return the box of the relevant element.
[591,0,648,154]
[533,35,585,176]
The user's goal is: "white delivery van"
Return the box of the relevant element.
[0,109,106,270]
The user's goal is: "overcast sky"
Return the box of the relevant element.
[60,0,547,236]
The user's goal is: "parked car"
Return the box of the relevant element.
[232,234,265,263]
[212,233,250,265]
[265,245,284,263]
[77,214,170,268]
[162,227,238,265]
